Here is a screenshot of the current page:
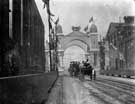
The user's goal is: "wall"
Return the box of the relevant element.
[0,71,57,104]
[22,0,45,73]
[12,0,45,74]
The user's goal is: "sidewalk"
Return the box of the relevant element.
[46,75,63,104]
[98,75,135,85]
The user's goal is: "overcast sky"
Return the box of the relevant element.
[35,0,135,40]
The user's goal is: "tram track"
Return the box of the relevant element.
[96,78,135,93]
[81,76,135,104]
[82,81,123,104]
[94,81,134,96]
[85,80,135,104]
[97,77,135,88]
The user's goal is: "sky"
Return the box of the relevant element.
[35,0,135,40]
[35,0,135,67]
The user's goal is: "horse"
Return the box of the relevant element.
[79,63,93,80]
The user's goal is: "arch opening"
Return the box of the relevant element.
[63,46,85,70]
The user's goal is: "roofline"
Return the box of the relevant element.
[106,22,124,37]
[65,31,88,37]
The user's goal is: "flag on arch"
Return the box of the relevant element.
[84,25,88,32]
[89,16,93,23]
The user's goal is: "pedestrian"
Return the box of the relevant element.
[88,64,93,80]
[92,68,96,80]
[11,54,19,76]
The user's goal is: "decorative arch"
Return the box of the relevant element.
[63,39,89,53]
[69,39,89,46]
[56,27,99,71]
[45,25,100,72]
[62,37,89,48]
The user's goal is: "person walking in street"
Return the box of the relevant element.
[92,68,96,80]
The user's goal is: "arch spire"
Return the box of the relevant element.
[84,16,98,34]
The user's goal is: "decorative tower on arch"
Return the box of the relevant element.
[88,19,98,50]
[85,17,99,68]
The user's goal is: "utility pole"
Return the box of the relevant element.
[42,0,55,71]
[56,35,59,75]
[49,36,52,71]
[48,15,52,71]
[54,24,59,75]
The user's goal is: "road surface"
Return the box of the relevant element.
[46,73,135,104]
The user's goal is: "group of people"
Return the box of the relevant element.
[68,59,96,80]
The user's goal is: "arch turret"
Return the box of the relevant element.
[87,21,98,33]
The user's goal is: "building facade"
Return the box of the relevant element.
[102,16,135,76]
[0,0,45,76]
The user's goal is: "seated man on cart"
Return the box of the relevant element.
[80,59,96,80]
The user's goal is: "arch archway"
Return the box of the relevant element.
[63,46,85,69]
[57,28,99,71]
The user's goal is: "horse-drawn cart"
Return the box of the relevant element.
[79,65,93,80]
[68,61,96,80]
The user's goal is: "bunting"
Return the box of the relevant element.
[42,0,49,8]
[49,33,54,50]
[48,19,52,30]
[110,43,117,50]
[50,17,55,24]
[110,43,125,61]
[55,17,59,25]
[51,28,54,34]
[42,0,54,16]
